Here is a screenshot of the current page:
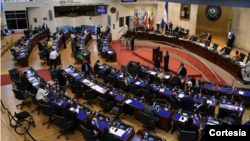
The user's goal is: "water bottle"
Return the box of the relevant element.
[110,117,114,124]
[71,98,73,104]
[240,100,244,107]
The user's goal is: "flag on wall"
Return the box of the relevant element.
[149,9,153,29]
[1,1,3,12]
[139,10,144,25]
[144,10,148,27]
[161,2,168,34]
[135,10,139,26]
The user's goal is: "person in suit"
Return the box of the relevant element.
[57,69,67,96]
[42,22,48,29]
[130,36,135,51]
[143,101,159,123]
[164,51,169,72]
[206,32,212,42]
[47,32,52,42]
[227,32,235,48]
[47,97,63,111]
[21,72,32,91]
[61,33,66,49]
[246,53,250,64]
[124,73,130,87]
[108,69,118,83]
[187,77,199,90]
[106,26,110,35]
[94,60,101,77]
[233,51,241,62]
[62,103,77,131]
[154,57,161,70]
[84,115,99,136]
[38,40,43,51]
[44,46,50,66]
[177,63,187,77]
[81,60,93,75]
[105,66,112,76]
[97,25,101,38]
[180,93,194,112]
[127,60,134,69]
[171,75,182,88]
[174,25,179,33]
[189,35,194,41]
[194,98,208,114]
[134,62,141,76]
[101,127,117,141]
[182,117,197,131]
[169,21,173,35]
[144,81,158,97]
[104,87,116,105]
[170,91,181,109]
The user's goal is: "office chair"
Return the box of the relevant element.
[83,89,97,107]
[165,31,170,36]
[177,130,198,141]
[13,89,30,110]
[225,47,232,55]
[203,89,218,97]
[198,33,205,42]
[50,69,59,87]
[241,95,250,106]
[153,76,161,84]
[10,49,20,66]
[204,40,210,47]
[240,53,246,62]
[169,96,180,111]
[199,104,210,117]
[39,104,55,129]
[174,32,179,38]
[186,29,190,35]
[97,96,111,114]
[54,115,74,140]
[14,81,26,91]
[212,43,219,51]
[107,76,118,88]
[190,87,200,95]
[104,52,112,63]
[100,71,107,83]
[38,51,47,65]
[139,111,156,133]
[141,89,155,103]
[29,93,40,115]
[192,36,198,42]
[129,84,140,96]
[110,101,126,121]
[155,98,167,105]
[141,71,147,79]
[129,68,136,76]
[154,30,160,34]
[69,84,83,102]
[168,80,178,88]
[118,79,129,92]
[8,68,21,88]
[79,125,98,141]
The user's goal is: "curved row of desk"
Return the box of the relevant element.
[126,31,242,79]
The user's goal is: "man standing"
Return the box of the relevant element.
[206,32,212,42]
[97,25,101,38]
[164,51,169,72]
[180,93,194,112]
[81,60,93,75]
[21,71,32,91]
[130,36,135,51]
[57,69,67,96]
[227,32,235,48]
[49,47,58,70]
[177,63,187,77]
[61,33,66,49]
[43,22,48,29]
[106,26,110,35]
[169,21,173,35]
[94,60,101,77]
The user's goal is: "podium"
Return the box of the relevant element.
[153,49,163,62]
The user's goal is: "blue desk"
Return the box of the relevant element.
[235,91,250,96]
[218,87,232,93]
[63,67,74,74]
[72,107,88,120]
[219,103,244,112]
[115,95,124,101]
[134,81,146,87]
[173,114,200,126]
[102,66,107,71]
[71,73,82,80]
[158,89,173,96]
[202,84,215,90]
[95,120,110,131]
[157,110,171,117]
[243,122,250,125]
[127,100,144,109]
[203,122,206,128]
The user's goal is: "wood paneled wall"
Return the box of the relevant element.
[196,5,232,47]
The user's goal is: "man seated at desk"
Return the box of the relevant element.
[233,51,241,62]
[182,117,197,132]
[170,91,181,110]
[102,45,109,53]
[157,70,165,81]
[76,50,85,63]
[62,103,77,131]
[108,69,118,86]
[21,72,33,92]
[180,93,194,112]
[94,60,101,78]
[134,62,141,76]
[241,61,250,81]
[47,97,63,111]
[127,60,134,69]
[143,101,159,123]
[84,115,99,136]
[174,25,179,33]
[194,99,208,114]
[104,86,116,105]
[171,74,182,88]
[145,81,159,97]
[14,44,22,54]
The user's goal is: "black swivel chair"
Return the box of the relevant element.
[190,87,200,95]
[186,29,190,35]
[83,89,96,107]
[181,28,185,32]
[168,80,178,88]
[8,68,21,88]
[203,89,218,97]
[198,33,205,42]
[39,104,55,129]
[12,89,30,110]
[54,115,74,140]
[212,43,219,51]
[38,51,47,65]
[178,130,198,141]
[204,40,210,47]
[50,69,59,87]
[129,84,140,96]
[29,93,40,115]
[155,98,167,105]
[141,71,147,79]
[169,96,180,111]
[69,84,83,102]
[154,30,160,34]
[153,76,161,84]
[141,89,154,103]
[100,71,107,83]
[241,95,250,106]
[79,125,98,141]
[129,68,136,76]
[192,36,198,42]
[107,76,118,88]
[97,96,111,114]
[110,101,126,121]
[104,52,112,63]
[199,104,210,117]
[174,32,179,38]
[139,111,156,133]
[118,79,129,92]
[240,53,246,62]
[15,81,24,91]
[165,31,170,36]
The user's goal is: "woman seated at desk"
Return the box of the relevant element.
[157,70,165,82]
[76,50,85,63]
[233,51,241,62]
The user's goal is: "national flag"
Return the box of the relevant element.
[139,10,144,25]
[149,9,153,29]
[161,2,168,34]
[135,10,139,26]
[144,10,148,27]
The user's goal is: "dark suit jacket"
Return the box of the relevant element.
[105,67,112,76]
[97,27,100,33]
[47,34,52,41]
[178,67,187,76]
[21,75,30,86]
[81,63,93,74]
[38,42,43,51]
[143,105,158,121]
[47,101,63,111]
[108,73,118,82]
[183,125,196,131]
[134,63,141,75]
[106,27,110,34]
[104,90,116,103]
[180,97,194,112]
[196,103,208,113]
[57,73,67,86]
[164,55,169,65]
[127,61,133,69]
[94,63,100,73]
[174,27,179,33]
[171,76,181,88]
[170,95,181,107]
[144,84,154,95]
[84,122,98,136]
[130,38,134,45]
[61,34,66,42]
[207,35,212,42]
[42,24,48,29]
[169,23,173,30]
[154,59,160,68]
[62,108,77,122]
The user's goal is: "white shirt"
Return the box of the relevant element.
[15,47,20,53]
[31,26,35,31]
[44,24,47,29]
[124,77,130,86]
[50,51,58,59]
[36,88,47,100]
[177,66,182,74]
[157,72,164,79]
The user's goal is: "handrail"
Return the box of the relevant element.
[133,38,221,83]
[118,27,125,34]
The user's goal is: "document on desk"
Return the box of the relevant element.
[73,73,78,76]
[207,100,212,105]
[179,116,188,122]
[135,81,140,85]
[109,127,125,137]
[150,72,157,75]
[178,94,184,98]
[165,75,170,79]
[159,88,165,92]
[69,107,79,113]
[99,66,103,68]
[125,99,132,104]
[119,75,123,78]
[239,91,244,95]
[65,68,71,72]
[108,51,113,54]
[32,82,39,86]
[207,122,215,125]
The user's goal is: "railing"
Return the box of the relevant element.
[3,0,40,2]
[132,39,221,84]
[1,38,14,56]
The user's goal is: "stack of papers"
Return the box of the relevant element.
[178,94,184,98]
[109,127,125,137]
[239,91,244,95]
[73,73,78,76]
[99,66,103,68]
[165,75,170,79]
[125,99,132,104]
[135,82,141,85]
[159,88,165,92]
[108,51,113,54]
[179,116,188,122]
[207,100,212,105]
[69,107,79,113]
[150,72,157,75]
[32,82,39,86]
